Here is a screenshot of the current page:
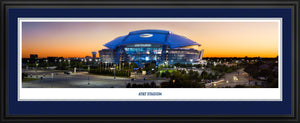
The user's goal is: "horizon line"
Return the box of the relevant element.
[22,56,278,59]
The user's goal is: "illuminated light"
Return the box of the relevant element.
[134,44,151,47]
[233,76,238,80]
[139,33,153,38]
[145,57,149,61]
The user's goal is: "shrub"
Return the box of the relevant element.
[22,73,28,79]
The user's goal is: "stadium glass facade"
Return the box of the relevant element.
[98,29,204,67]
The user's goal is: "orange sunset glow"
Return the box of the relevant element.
[22,21,279,58]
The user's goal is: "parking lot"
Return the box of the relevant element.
[22,69,167,88]
[206,68,266,88]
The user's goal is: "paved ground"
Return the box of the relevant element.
[23,68,267,88]
[22,69,169,88]
[206,68,266,88]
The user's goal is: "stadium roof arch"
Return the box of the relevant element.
[104,29,200,49]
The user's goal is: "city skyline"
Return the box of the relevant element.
[22,21,279,58]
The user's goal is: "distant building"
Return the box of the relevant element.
[92,51,97,62]
[30,54,38,59]
[85,56,92,59]
[98,49,114,63]
[47,57,58,62]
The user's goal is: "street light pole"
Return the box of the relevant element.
[35,63,38,73]
[129,62,131,69]
[68,59,70,71]
[114,64,116,79]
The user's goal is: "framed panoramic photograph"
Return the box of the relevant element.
[18,18,282,101]
[1,0,299,122]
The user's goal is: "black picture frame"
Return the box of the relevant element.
[1,0,299,122]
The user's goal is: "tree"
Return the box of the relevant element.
[208,73,213,79]
[161,71,166,78]
[226,68,233,73]
[130,62,138,68]
[201,70,208,79]
[22,73,28,79]
[165,70,171,78]
[156,72,160,77]
[256,69,271,78]
[180,70,186,74]
[144,63,156,73]
[188,70,194,77]
[174,63,181,67]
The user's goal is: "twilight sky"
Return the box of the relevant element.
[22,21,279,58]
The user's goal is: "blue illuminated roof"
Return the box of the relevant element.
[104,29,200,49]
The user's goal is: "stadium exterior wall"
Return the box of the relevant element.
[98,29,204,67]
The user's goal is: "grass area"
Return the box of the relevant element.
[22,77,39,82]
[159,69,176,73]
